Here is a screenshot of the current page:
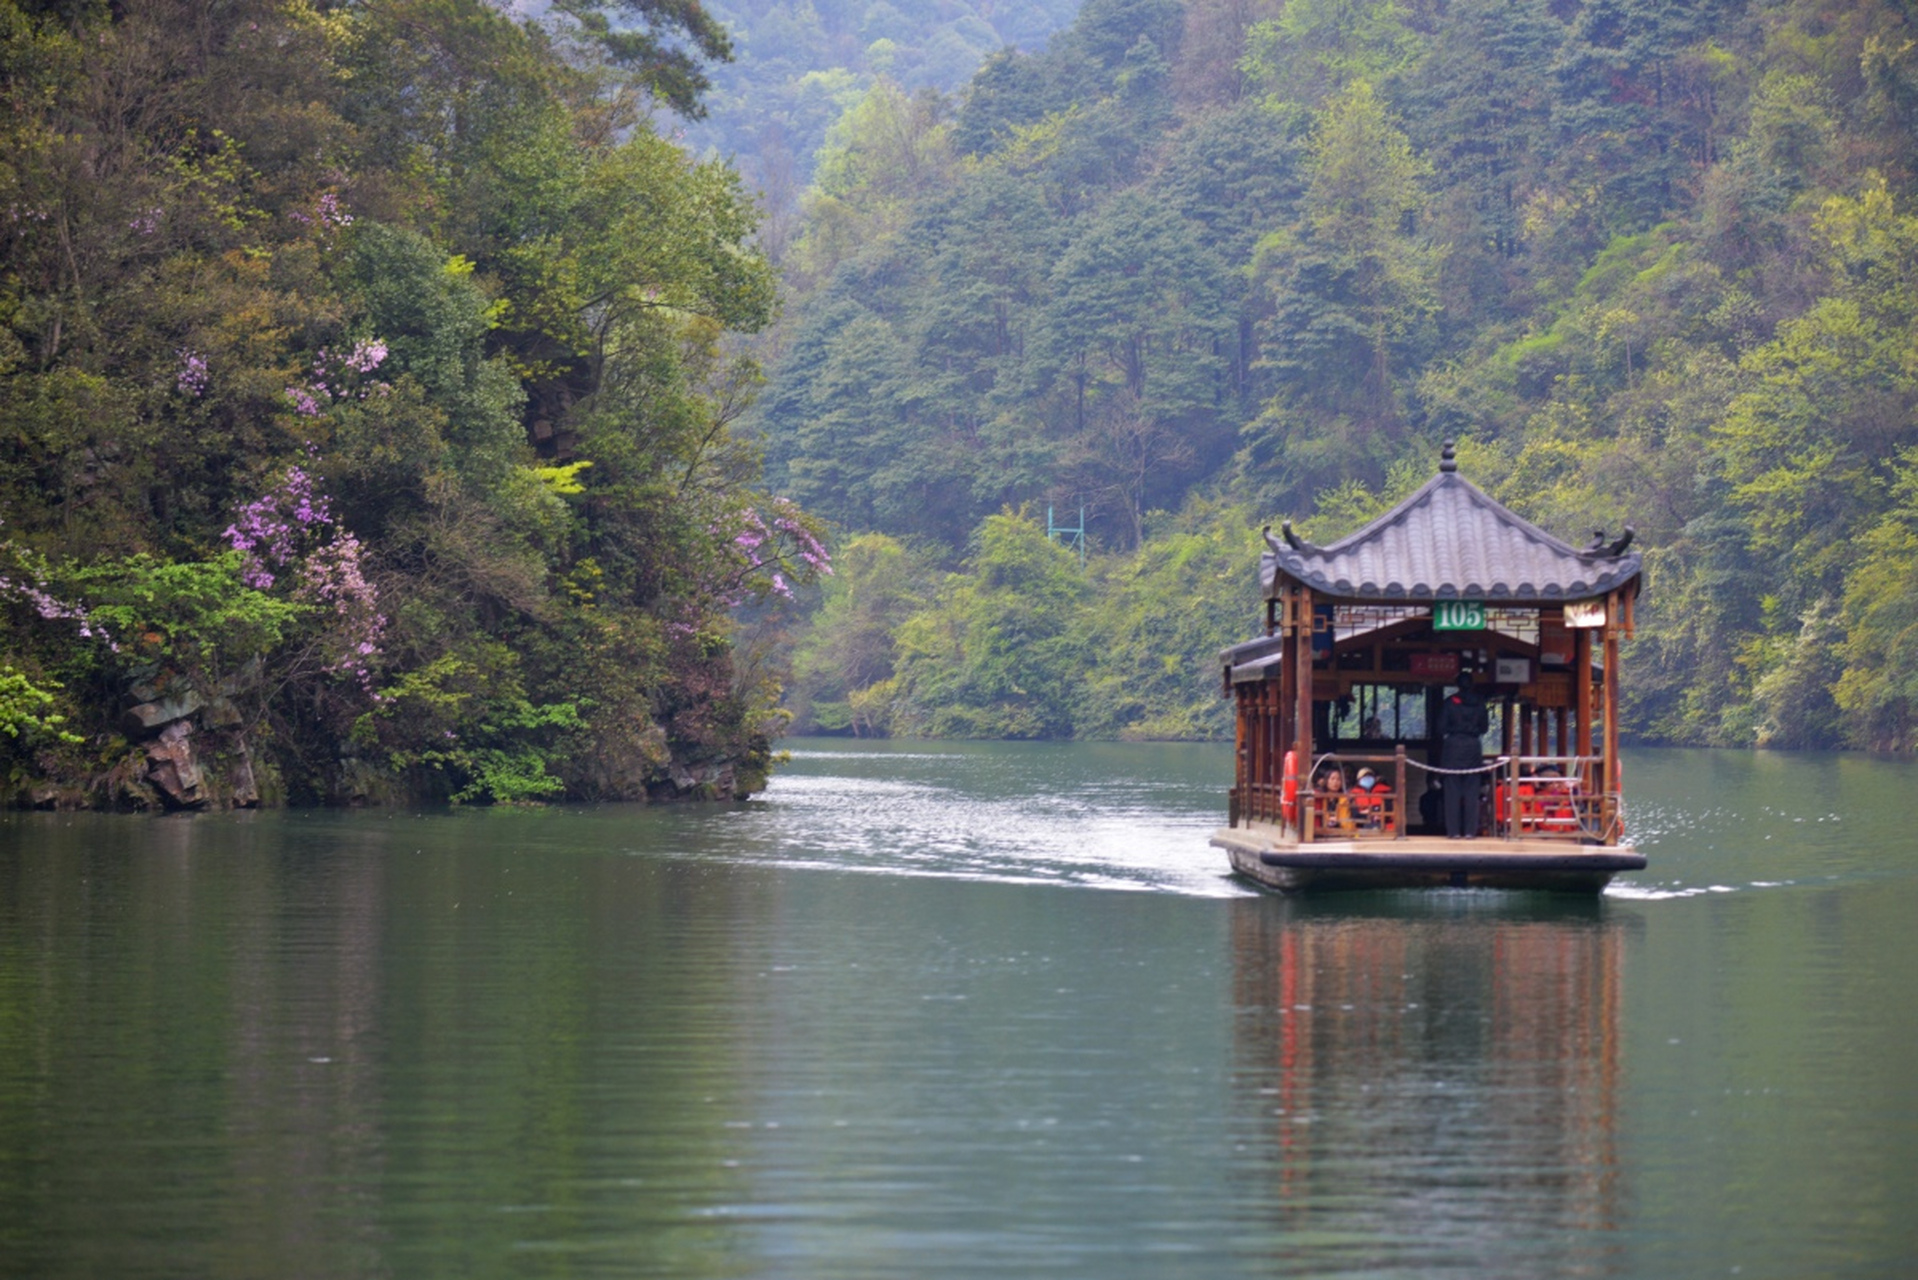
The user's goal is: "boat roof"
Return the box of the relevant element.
[1261,444,1643,604]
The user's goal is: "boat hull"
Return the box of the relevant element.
[1214,826,1643,894]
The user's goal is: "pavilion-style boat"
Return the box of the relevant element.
[1212,442,1647,893]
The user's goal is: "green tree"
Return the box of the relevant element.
[1548,0,1719,232]
[1717,177,1918,614]
[792,77,955,280]
[1242,80,1438,508]
[892,511,1086,738]
[1072,501,1263,739]
[1835,452,1918,751]
[1034,192,1233,546]
[1240,0,1421,117]
[555,0,737,118]
[786,533,928,734]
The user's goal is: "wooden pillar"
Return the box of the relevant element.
[1295,586,1315,840]
[1394,743,1407,841]
[1275,603,1293,821]
[1268,678,1281,818]
[1251,687,1264,823]
[1603,591,1621,823]
[1574,625,1594,792]
[1234,686,1249,823]
[1241,687,1252,814]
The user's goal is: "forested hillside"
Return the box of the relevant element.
[680,0,1081,254]
[762,0,1918,752]
[0,0,824,806]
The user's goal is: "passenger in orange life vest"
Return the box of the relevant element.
[1315,767,1353,832]
[1353,766,1392,829]
[1534,764,1576,831]
[1497,773,1539,832]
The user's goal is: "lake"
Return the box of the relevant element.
[2,740,1915,1278]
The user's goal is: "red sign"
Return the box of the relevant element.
[1410,652,1460,679]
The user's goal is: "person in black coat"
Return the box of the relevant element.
[1438,672,1489,838]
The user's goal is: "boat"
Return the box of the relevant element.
[1212,441,1647,893]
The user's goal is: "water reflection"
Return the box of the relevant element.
[0,814,773,1279]
[5,743,1918,1278]
[1227,895,1638,1276]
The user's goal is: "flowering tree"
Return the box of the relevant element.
[711,498,833,607]
[224,460,385,691]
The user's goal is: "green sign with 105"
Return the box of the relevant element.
[1433,600,1485,631]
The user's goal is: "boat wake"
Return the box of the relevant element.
[742,773,1247,898]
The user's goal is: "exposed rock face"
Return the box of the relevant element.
[659,758,741,801]
[227,741,259,807]
[108,665,266,811]
[23,661,762,811]
[123,691,204,735]
[144,721,206,808]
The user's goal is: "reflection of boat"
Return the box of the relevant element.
[1212,442,1647,893]
[1229,897,1633,1255]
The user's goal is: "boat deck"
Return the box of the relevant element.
[1213,823,1644,894]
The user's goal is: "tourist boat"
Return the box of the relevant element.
[1212,442,1647,893]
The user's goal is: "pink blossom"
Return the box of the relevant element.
[176,350,209,397]
[226,462,382,688]
[284,338,391,418]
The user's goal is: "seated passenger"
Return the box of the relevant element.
[1534,765,1577,832]
[1500,772,1539,833]
[1315,767,1353,833]
[1353,767,1393,830]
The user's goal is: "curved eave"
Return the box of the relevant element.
[1262,552,1644,604]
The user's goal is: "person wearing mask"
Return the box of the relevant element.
[1438,672,1489,838]
[1353,766,1392,830]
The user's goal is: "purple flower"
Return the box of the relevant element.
[343,340,387,373]
[175,350,209,397]
[316,193,353,229]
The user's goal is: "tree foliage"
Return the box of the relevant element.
[0,0,821,805]
[755,0,1918,753]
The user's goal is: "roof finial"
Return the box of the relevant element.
[1440,438,1457,473]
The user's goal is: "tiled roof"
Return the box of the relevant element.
[1261,467,1643,603]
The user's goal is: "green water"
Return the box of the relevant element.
[1,741,1914,1278]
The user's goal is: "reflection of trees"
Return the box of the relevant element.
[0,814,765,1279]
[1228,898,1631,1271]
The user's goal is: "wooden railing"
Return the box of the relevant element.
[1492,755,1622,843]
[1232,751,1624,845]
[1231,748,1410,840]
